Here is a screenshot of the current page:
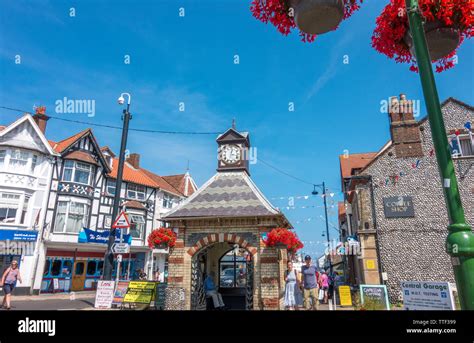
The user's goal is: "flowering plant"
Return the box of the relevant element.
[372,0,474,72]
[147,228,177,249]
[264,228,304,252]
[250,0,363,42]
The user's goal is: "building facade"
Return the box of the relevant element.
[163,126,292,310]
[0,111,58,294]
[339,96,474,303]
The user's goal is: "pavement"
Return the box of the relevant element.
[0,292,355,311]
[1,291,96,311]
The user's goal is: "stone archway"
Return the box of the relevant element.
[189,236,257,310]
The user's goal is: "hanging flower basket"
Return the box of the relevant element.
[372,0,473,72]
[147,228,177,249]
[264,228,304,253]
[250,0,363,42]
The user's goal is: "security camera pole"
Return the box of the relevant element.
[103,92,132,281]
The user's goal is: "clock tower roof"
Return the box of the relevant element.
[216,124,251,174]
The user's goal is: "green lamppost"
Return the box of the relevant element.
[404,0,474,310]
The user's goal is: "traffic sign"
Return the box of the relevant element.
[112,243,130,254]
[112,211,130,229]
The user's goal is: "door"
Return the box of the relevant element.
[71,261,86,291]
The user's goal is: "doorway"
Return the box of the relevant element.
[71,260,86,291]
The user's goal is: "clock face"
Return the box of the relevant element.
[221,145,241,165]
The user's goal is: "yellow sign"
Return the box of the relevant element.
[338,285,352,306]
[366,259,376,269]
[123,281,156,304]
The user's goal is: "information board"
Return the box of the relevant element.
[123,281,156,304]
[94,280,115,309]
[359,284,390,310]
[112,281,130,305]
[338,285,352,306]
[401,281,455,310]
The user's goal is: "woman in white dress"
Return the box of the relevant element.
[284,261,302,310]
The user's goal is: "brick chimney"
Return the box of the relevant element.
[389,94,423,158]
[32,106,49,134]
[126,153,140,169]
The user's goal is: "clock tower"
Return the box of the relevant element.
[216,121,250,174]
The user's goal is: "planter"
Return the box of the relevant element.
[404,20,461,61]
[291,0,344,35]
[154,243,168,250]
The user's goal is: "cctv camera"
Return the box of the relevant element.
[118,96,125,105]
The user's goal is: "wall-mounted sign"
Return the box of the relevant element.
[366,259,376,270]
[78,228,131,244]
[0,229,38,241]
[383,196,415,218]
[401,281,455,310]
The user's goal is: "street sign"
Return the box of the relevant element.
[112,243,130,254]
[401,281,455,310]
[112,211,130,229]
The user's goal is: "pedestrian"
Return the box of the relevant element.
[300,255,319,310]
[204,271,226,310]
[284,261,301,310]
[320,270,329,304]
[1,260,22,310]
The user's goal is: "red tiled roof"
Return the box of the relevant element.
[108,158,159,188]
[141,169,184,196]
[162,174,196,196]
[339,153,377,179]
[122,200,146,210]
[49,129,91,153]
[63,150,99,165]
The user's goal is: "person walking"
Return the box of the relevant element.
[300,255,319,310]
[320,270,329,304]
[1,260,22,310]
[284,261,300,310]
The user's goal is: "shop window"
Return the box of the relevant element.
[51,260,62,276]
[86,261,97,276]
[97,261,104,275]
[62,260,72,277]
[43,260,51,276]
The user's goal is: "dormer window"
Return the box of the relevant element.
[62,160,93,185]
[162,194,173,209]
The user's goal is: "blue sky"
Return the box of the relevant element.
[1,0,473,259]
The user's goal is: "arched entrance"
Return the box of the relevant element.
[191,242,254,310]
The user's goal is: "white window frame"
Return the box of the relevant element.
[62,160,93,185]
[162,193,173,209]
[0,150,6,169]
[54,197,90,234]
[128,213,145,239]
[0,192,31,225]
[106,179,116,196]
[127,184,146,201]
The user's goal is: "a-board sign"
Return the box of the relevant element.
[155,283,168,310]
[123,281,155,304]
[112,281,130,305]
[401,281,455,310]
[94,280,115,309]
[338,285,352,306]
[359,284,390,310]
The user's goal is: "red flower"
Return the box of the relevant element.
[264,228,304,252]
[371,0,473,72]
[250,0,363,42]
[147,228,177,249]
